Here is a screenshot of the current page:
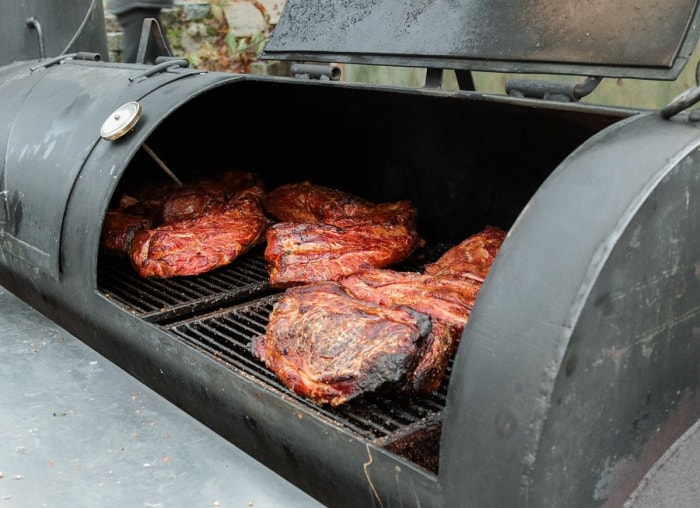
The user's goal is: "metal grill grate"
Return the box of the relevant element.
[97,247,449,461]
[98,248,273,322]
[166,297,447,443]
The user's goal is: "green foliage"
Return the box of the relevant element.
[166,1,274,73]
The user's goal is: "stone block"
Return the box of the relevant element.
[257,0,285,25]
[181,2,211,20]
[224,2,267,37]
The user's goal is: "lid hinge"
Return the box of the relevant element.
[506,76,602,102]
[291,63,341,81]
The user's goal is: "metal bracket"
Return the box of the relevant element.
[135,18,172,65]
[455,70,476,91]
[424,68,476,91]
[424,68,443,89]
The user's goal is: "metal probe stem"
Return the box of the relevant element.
[141,143,183,186]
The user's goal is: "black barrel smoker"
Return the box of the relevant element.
[1,1,700,507]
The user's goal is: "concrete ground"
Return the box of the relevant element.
[0,286,322,507]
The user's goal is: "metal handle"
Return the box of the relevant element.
[128,59,190,82]
[660,86,700,119]
[25,17,45,60]
[29,52,102,72]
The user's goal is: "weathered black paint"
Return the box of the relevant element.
[1,1,700,507]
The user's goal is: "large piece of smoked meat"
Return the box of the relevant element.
[255,226,507,406]
[264,212,421,288]
[101,170,270,278]
[252,281,448,407]
[129,187,269,278]
[264,180,379,223]
[424,225,506,280]
[339,266,481,343]
[263,182,422,287]
[100,185,229,260]
[100,210,154,259]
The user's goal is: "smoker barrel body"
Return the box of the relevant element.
[0,58,699,507]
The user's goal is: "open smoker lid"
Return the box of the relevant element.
[263,0,700,80]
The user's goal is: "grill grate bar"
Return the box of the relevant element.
[100,261,183,311]
[98,250,273,321]
[170,317,265,372]
[188,255,270,292]
[168,298,281,377]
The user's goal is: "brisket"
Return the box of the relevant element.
[424,225,506,280]
[339,267,481,342]
[256,226,507,406]
[252,281,443,407]
[129,192,269,278]
[101,170,269,277]
[264,180,378,223]
[263,181,423,287]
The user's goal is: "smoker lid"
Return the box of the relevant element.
[262,0,700,80]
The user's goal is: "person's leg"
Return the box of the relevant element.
[116,8,162,63]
